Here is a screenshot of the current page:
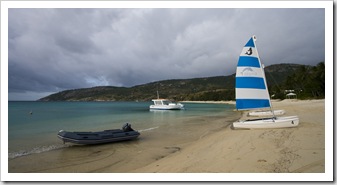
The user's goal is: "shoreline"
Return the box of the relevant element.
[181,98,309,105]
[8,105,242,173]
[181,100,236,104]
[8,99,326,177]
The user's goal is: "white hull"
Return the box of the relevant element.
[149,104,184,110]
[150,98,184,110]
[233,116,299,129]
[248,109,285,117]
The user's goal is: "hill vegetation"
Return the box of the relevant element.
[39,63,325,101]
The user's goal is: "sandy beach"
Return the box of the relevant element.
[8,99,326,179]
[132,99,326,173]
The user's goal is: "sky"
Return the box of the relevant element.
[7,7,325,100]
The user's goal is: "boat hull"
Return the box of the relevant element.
[233,116,299,129]
[248,109,285,117]
[149,104,184,110]
[57,129,140,145]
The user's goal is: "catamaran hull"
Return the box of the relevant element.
[248,109,285,117]
[233,116,299,129]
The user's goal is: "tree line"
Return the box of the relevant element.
[269,62,325,100]
[39,63,325,101]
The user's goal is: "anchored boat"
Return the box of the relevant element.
[149,91,184,110]
[232,36,299,129]
[57,123,140,144]
[150,99,184,110]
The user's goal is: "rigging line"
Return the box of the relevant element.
[257,49,282,93]
[264,64,282,92]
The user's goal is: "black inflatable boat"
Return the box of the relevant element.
[57,123,140,145]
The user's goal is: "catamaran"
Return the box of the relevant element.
[232,36,299,129]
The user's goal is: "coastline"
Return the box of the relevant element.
[8,99,325,177]
[182,100,236,105]
[181,99,285,105]
[8,103,242,173]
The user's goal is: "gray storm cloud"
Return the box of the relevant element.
[8,8,325,100]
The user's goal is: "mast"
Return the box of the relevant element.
[156,82,160,99]
[252,35,276,119]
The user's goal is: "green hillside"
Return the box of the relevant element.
[39,63,324,101]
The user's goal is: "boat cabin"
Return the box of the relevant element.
[152,99,172,105]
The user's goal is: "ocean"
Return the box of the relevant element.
[8,101,239,171]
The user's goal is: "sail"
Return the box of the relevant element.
[235,36,271,110]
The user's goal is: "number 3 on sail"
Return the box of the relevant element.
[232,36,299,129]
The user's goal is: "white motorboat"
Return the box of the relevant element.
[150,99,184,110]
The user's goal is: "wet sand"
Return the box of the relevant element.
[8,99,326,180]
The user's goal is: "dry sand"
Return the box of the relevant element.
[132,99,325,173]
[8,99,326,179]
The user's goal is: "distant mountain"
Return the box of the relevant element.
[38,63,305,101]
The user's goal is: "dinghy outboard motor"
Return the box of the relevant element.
[122,123,134,132]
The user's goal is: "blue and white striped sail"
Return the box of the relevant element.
[235,36,271,110]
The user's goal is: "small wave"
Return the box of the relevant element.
[138,126,159,132]
[8,144,69,159]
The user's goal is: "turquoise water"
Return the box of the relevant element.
[8,101,236,159]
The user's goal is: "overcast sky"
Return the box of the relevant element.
[8,8,325,100]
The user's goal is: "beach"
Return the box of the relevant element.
[133,99,326,173]
[8,99,325,176]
